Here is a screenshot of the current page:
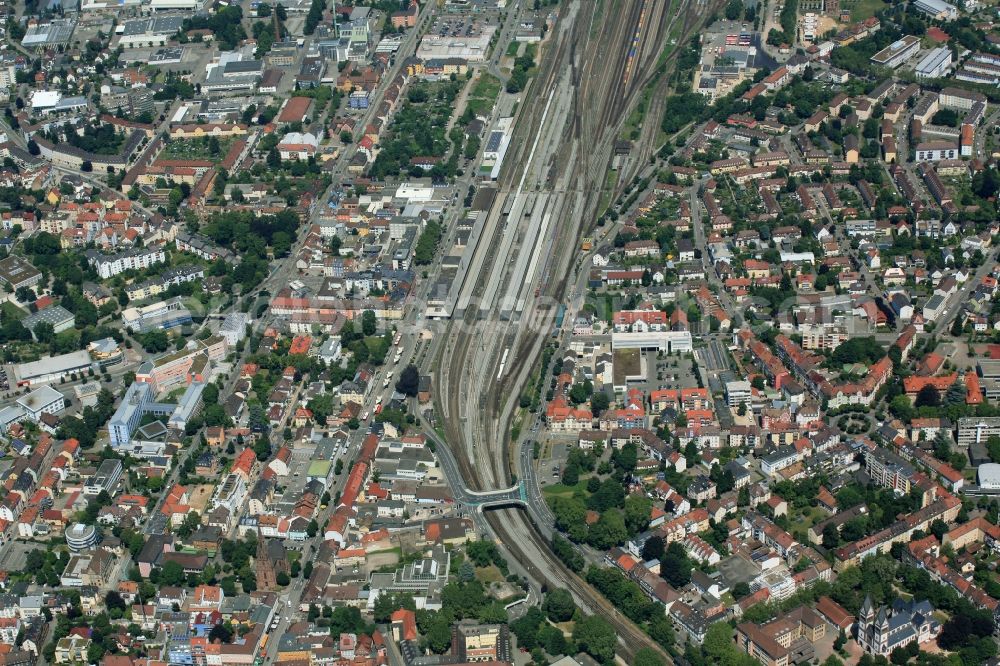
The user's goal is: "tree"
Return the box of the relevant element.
[588,509,628,550]
[703,622,754,665]
[104,590,126,611]
[634,647,665,666]
[915,385,941,408]
[422,611,453,653]
[543,588,575,622]
[661,542,692,588]
[160,560,185,586]
[588,478,624,512]
[642,535,665,562]
[27,139,39,156]
[276,571,290,586]
[32,321,55,344]
[81,160,93,172]
[209,622,233,643]
[988,435,1000,464]
[591,391,610,416]
[951,316,965,337]
[396,364,420,396]
[267,147,281,168]
[624,494,652,534]
[176,510,201,538]
[724,0,743,19]
[361,310,377,336]
[822,522,841,548]
[572,615,616,663]
[510,607,545,650]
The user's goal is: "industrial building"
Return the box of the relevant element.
[979,463,1000,491]
[914,47,952,80]
[148,0,201,9]
[116,15,184,48]
[65,523,100,551]
[725,380,752,408]
[21,19,77,49]
[22,305,76,339]
[15,350,95,387]
[610,330,694,353]
[912,0,959,20]
[417,31,495,62]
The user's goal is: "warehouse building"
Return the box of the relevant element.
[21,19,77,49]
[16,350,95,387]
[116,15,184,48]
[914,47,952,80]
[912,0,959,20]
[22,305,76,338]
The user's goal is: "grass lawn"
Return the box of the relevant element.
[368,546,403,557]
[0,301,25,321]
[506,40,521,57]
[476,565,505,584]
[598,167,617,217]
[467,73,503,117]
[542,479,590,498]
[848,0,888,22]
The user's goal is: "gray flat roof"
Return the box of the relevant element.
[22,20,76,46]
[17,350,93,381]
[23,305,75,330]
[17,385,65,409]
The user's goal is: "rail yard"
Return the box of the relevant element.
[428,0,722,661]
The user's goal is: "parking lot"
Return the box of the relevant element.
[536,439,570,486]
[0,539,39,573]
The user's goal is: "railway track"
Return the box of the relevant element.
[432,1,725,661]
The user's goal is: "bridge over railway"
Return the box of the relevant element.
[457,481,528,510]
